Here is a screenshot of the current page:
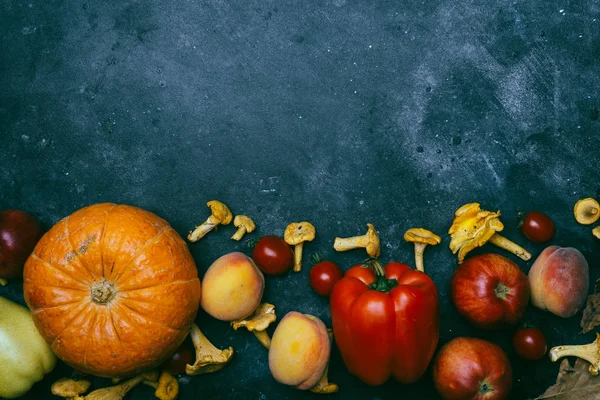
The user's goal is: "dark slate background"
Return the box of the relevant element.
[1,0,599,399]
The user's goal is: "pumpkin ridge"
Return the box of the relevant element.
[82,309,99,371]
[50,301,93,348]
[99,204,118,279]
[109,306,135,369]
[65,214,100,282]
[117,302,187,332]
[30,253,89,289]
[31,299,86,314]
[117,277,200,294]
[109,226,169,285]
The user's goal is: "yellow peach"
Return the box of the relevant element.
[200,252,264,321]
[268,312,330,390]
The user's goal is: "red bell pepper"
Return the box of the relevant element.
[330,259,439,385]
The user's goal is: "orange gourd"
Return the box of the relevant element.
[23,203,201,378]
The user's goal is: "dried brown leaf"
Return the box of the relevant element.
[536,359,600,399]
[581,279,600,334]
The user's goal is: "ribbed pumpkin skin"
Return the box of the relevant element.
[23,203,201,378]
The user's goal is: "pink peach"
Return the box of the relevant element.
[528,246,589,318]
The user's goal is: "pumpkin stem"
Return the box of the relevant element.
[91,280,117,305]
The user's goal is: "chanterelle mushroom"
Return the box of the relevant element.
[231,215,256,241]
[334,223,380,258]
[404,228,441,272]
[574,198,600,225]
[51,378,91,399]
[83,371,155,400]
[188,200,233,242]
[284,222,316,272]
[593,226,600,239]
[186,323,234,375]
[448,203,531,263]
[143,371,178,400]
[549,333,600,376]
[310,329,339,394]
[231,302,277,349]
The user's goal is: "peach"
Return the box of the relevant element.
[528,246,589,318]
[200,252,264,321]
[268,312,330,390]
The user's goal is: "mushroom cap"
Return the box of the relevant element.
[284,222,316,245]
[207,200,233,224]
[231,303,276,332]
[365,223,380,257]
[593,226,600,239]
[574,198,600,225]
[233,215,256,232]
[51,378,91,398]
[404,228,441,246]
[448,203,504,262]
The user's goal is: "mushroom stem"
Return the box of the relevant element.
[0,278,7,286]
[188,217,219,242]
[253,330,271,349]
[549,333,600,376]
[310,329,339,394]
[292,242,304,272]
[231,226,247,241]
[413,243,427,272]
[488,234,531,261]
[333,235,368,252]
[84,374,146,400]
[186,323,234,375]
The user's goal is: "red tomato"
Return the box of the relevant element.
[252,235,294,275]
[521,211,555,243]
[513,327,547,360]
[161,342,195,375]
[309,261,343,296]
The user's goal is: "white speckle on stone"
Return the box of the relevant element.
[39,138,48,147]
[21,26,36,35]
[21,135,30,142]
[359,200,364,205]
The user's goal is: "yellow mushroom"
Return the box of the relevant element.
[404,228,441,272]
[231,302,277,349]
[593,226,600,239]
[448,203,531,263]
[334,223,380,258]
[51,378,92,399]
[231,215,256,241]
[309,329,339,395]
[83,371,155,400]
[188,200,233,242]
[0,278,6,286]
[186,323,234,375]
[143,371,179,400]
[284,222,316,272]
[574,198,600,225]
[549,333,600,376]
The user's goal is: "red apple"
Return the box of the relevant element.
[0,210,42,278]
[433,337,512,400]
[451,253,529,330]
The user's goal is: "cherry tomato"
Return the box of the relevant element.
[521,211,555,243]
[161,342,195,375]
[252,235,294,275]
[512,327,547,360]
[309,260,343,296]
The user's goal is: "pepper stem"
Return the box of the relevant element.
[549,333,600,376]
[488,234,532,261]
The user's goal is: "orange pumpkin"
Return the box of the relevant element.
[23,203,201,378]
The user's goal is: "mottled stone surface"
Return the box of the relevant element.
[1,0,599,398]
